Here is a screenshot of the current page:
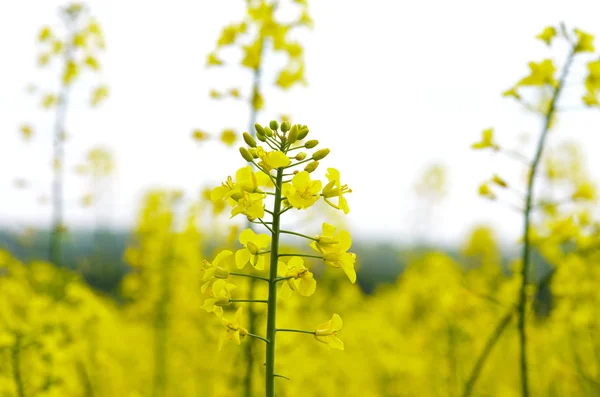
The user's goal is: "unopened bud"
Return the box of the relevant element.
[269,120,279,131]
[295,152,307,161]
[305,140,319,149]
[254,123,264,136]
[281,121,291,133]
[288,125,298,143]
[304,161,319,173]
[249,148,259,159]
[312,148,330,161]
[264,127,273,137]
[256,130,266,142]
[297,125,309,140]
[240,147,254,162]
[243,132,257,148]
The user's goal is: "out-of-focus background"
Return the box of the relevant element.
[1,1,600,396]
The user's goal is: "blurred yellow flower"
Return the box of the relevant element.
[220,129,237,146]
[219,307,248,350]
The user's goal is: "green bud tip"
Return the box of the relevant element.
[288,125,298,144]
[240,147,254,162]
[297,125,309,140]
[264,127,273,137]
[295,152,307,161]
[243,132,257,148]
[312,148,330,161]
[281,121,291,133]
[305,140,319,149]
[269,120,279,131]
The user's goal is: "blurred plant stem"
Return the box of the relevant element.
[243,35,264,397]
[11,333,25,397]
[462,308,514,397]
[153,241,173,397]
[49,19,75,267]
[516,46,575,397]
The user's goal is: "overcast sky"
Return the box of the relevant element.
[1,0,599,245]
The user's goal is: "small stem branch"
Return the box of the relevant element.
[247,333,269,344]
[282,157,313,169]
[516,46,576,397]
[280,230,319,241]
[230,299,268,304]
[278,206,292,216]
[278,253,323,260]
[462,308,515,397]
[276,328,316,335]
[257,218,274,234]
[274,374,291,380]
[230,272,269,283]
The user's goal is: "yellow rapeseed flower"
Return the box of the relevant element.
[277,257,316,298]
[219,307,248,350]
[311,223,356,283]
[235,228,271,270]
[471,128,499,150]
[282,171,321,209]
[322,168,351,214]
[536,26,556,46]
[314,314,344,350]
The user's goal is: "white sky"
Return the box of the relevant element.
[1,0,600,246]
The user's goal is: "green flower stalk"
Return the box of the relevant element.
[22,3,108,266]
[206,120,355,397]
[467,24,598,397]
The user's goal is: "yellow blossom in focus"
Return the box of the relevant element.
[277,256,316,298]
[282,171,321,209]
[235,228,270,270]
[201,279,236,317]
[311,223,356,283]
[314,313,344,350]
[201,250,234,294]
[322,168,351,214]
[256,146,291,170]
[231,192,265,220]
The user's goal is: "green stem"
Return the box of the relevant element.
[12,334,25,397]
[257,218,274,234]
[49,27,75,267]
[278,253,322,260]
[265,168,284,397]
[280,230,318,242]
[247,333,269,344]
[278,206,292,216]
[516,47,575,397]
[282,157,312,169]
[230,272,269,283]
[274,374,291,380]
[462,308,514,397]
[230,299,268,304]
[276,328,316,335]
